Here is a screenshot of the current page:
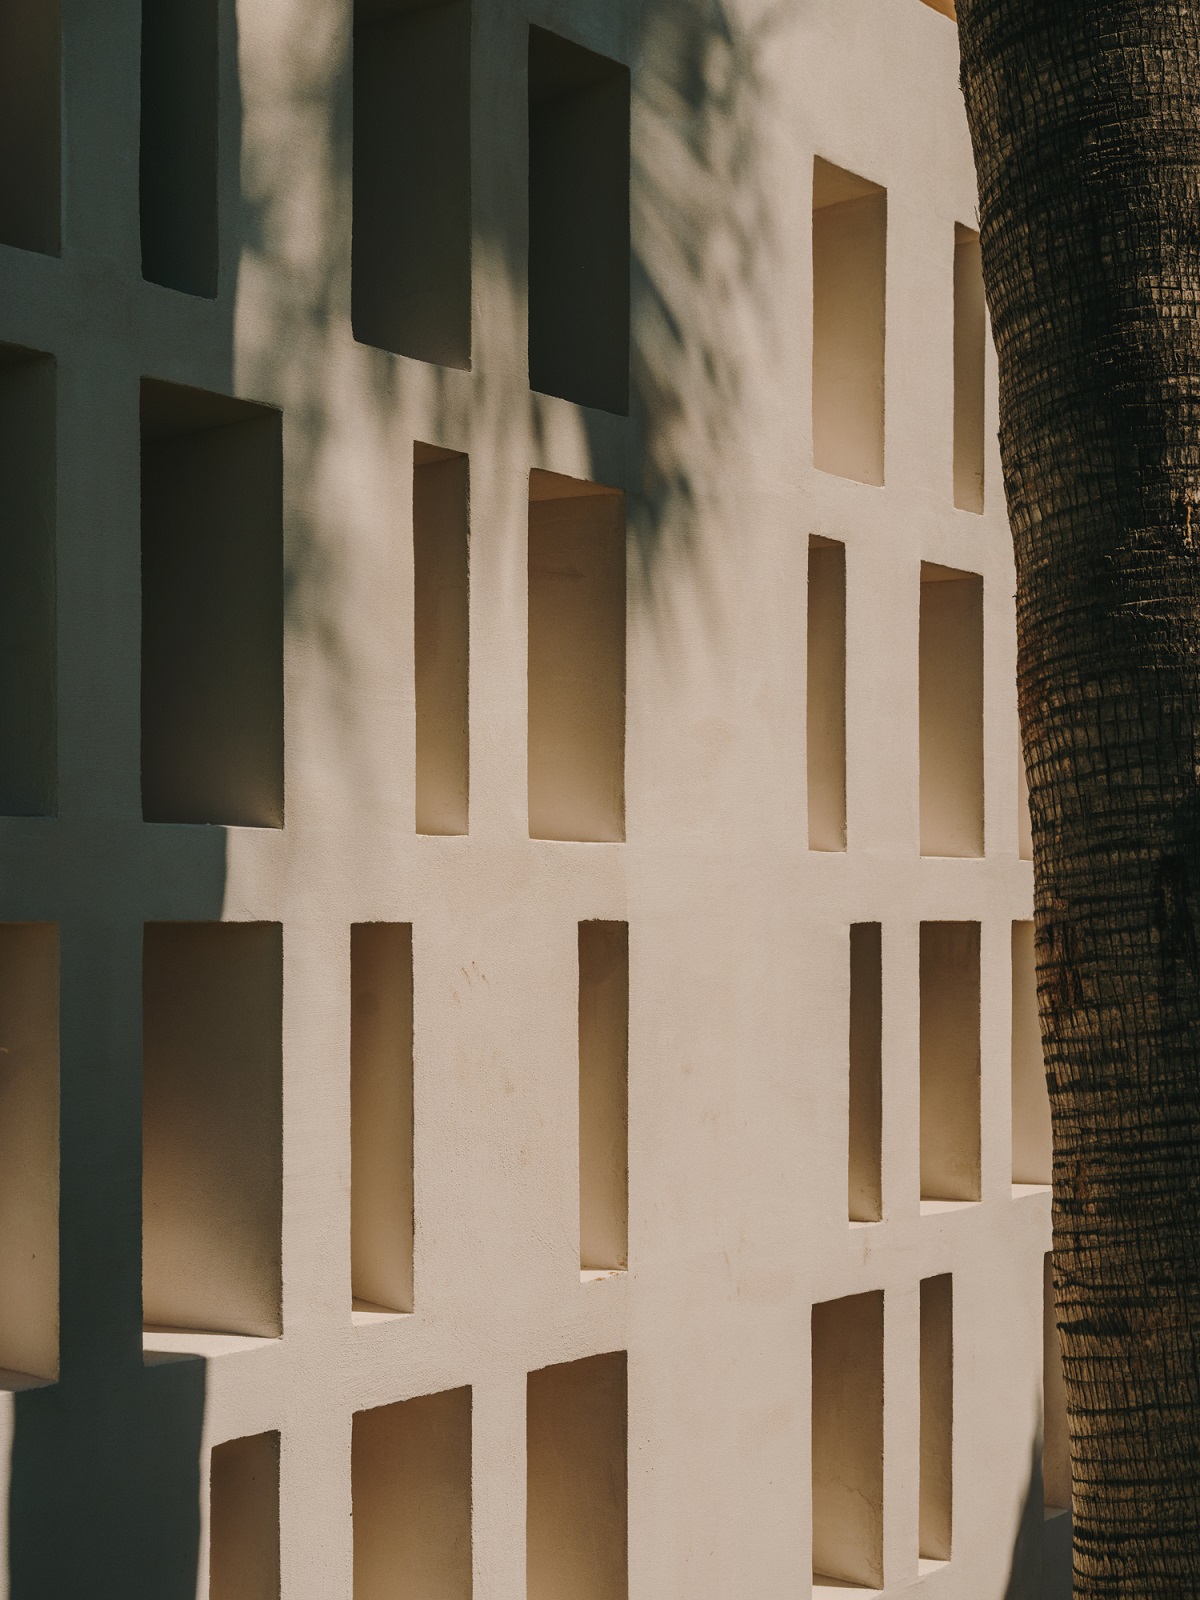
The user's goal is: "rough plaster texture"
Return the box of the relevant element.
[0,0,1063,1595]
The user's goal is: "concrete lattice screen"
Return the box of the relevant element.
[0,1,1064,1597]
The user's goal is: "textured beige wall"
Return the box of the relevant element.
[0,0,1062,1595]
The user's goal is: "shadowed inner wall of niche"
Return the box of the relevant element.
[353,1387,472,1600]
[579,920,628,1275]
[812,159,886,486]
[807,537,846,852]
[414,444,470,836]
[528,27,630,415]
[919,563,983,858]
[352,0,471,367]
[142,922,283,1340]
[351,922,414,1315]
[811,1290,884,1587]
[0,345,56,817]
[210,1431,280,1600]
[527,1351,627,1600]
[848,923,882,1224]
[0,0,59,255]
[140,0,219,297]
[141,380,284,828]
[953,225,985,512]
[1011,920,1051,1186]
[920,1273,953,1563]
[919,921,981,1204]
[528,471,625,842]
[0,923,59,1382]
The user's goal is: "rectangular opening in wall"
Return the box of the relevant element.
[351,923,414,1315]
[812,159,886,486]
[352,0,471,367]
[0,346,56,817]
[528,1351,626,1600]
[848,923,882,1224]
[1018,744,1033,860]
[528,471,625,842]
[1012,921,1050,1187]
[353,1387,472,1600]
[143,922,283,1341]
[140,0,219,297]
[953,226,985,512]
[579,921,627,1276]
[920,1,957,23]
[807,537,846,851]
[528,28,630,415]
[415,444,469,835]
[0,1,59,255]
[141,381,284,828]
[811,1290,884,1588]
[919,564,983,857]
[1043,1253,1071,1517]
[210,1431,280,1600]
[919,921,981,1204]
[919,1274,953,1563]
[0,924,58,1383]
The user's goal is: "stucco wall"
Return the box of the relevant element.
[0,0,1065,1595]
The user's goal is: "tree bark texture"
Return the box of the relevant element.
[957,3,1200,1589]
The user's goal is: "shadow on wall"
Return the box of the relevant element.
[1003,1440,1074,1600]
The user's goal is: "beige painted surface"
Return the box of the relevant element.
[0,0,1059,1595]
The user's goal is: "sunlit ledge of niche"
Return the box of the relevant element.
[1012,1182,1051,1200]
[581,1269,624,1284]
[918,1558,951,1577]
[143,1327,275,1364]
[813,1580,881,1597]
[918,1197,978,1217]
[352,1301,412,1328]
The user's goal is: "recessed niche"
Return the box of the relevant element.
[142,922,283,1340]
[919,564,984,857]
[0,1,59,255]
[919,922,981,1204]
[1018,745,1033,860]
[140,0,219,297]
[807,538,846,852]
[141,380,284,828]
[0,924,59,1383]
[0,346,56,817]
[528,471,625,842]
[353,1387,472,1600]
[919,1274,953,1563]
[848,924,882,1224]
[1012,921,1051,1187]
[812,159,886,486]
[920,0,956,17]
[1043,1254,1070,1515]
[579,921,628,1275]
[351,923,414,1315]
[352,0,471,366]
[953,226,985,512]
[528,1351,627,1600]
[528,28,630,415]
[210,1431,280,1600]
[811,1291,884,1589]
[415,445,469,835]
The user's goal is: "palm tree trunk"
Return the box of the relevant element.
[957,3,1200,1590]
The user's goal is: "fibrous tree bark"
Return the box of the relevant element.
[957,3,1200,1590]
